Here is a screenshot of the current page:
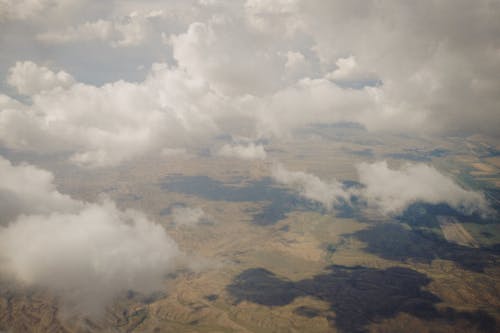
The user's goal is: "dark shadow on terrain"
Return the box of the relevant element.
[228,268,302,306]
[295,123,385,146]
[162,175,369,224]
[126,290,166,304]
[159,202,187,216]
[485,189,500,214]
[162,176,323,225]
[351,223,500,272]
[227,266,497,333]
[398,202,498,228]
[334,181,366,218]
[294,306,321,318]
[385,148,449,162]
[205,294,218,302]
[468,145,500,158]
[344,148,374,157]
[162,176,284,202]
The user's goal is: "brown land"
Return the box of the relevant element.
[438,216,479,248]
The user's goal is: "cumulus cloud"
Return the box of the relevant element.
[7,61,75,95]
[0,201,180,316]
[272,163,352,210]
[326,56,379,86]
[255,77,375,137]
[217,143,266,160]
[273,161,491,216]
[357,161,491,216]
[1,1,500,169]
[170,17,285,96]
[0,156,181,316]
[0,156,82,224]
[300,1,500,135]
[0,62,225,167]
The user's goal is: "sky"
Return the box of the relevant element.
[0,0,499,317]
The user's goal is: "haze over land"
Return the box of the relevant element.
[0,1,499,332]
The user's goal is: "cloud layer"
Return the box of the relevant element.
[0,62,225,167]
[1,1,499,167]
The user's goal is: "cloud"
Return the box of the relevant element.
[217,143,266,160]
[1,1,500,169]
[244,0,304,37]
[284,51,306,70]
[0,156,181,316]
[243,0,500,135]
[36,19,116,44]
[326,56,379,86]
[0,156,82,224]
[36,11,164,47]
[171,206,206,226]
[170,17,285,96]
[7,61,75,95]
[273,161,491,216]
[161,147,191,158]
[356,161,491,216]
[272,163,352,210]
[0,62,225,167]
[297,0,500,135]
[255,77,375,137]
[0,0,82,21]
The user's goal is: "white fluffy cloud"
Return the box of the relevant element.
[0,156,82,224]
[0,201,180,316]
[298,0,500,135]
[0,156,181,315]
[7,61,75,95]
[1,1,500,168]
[255,77,375,137]
[272,163,352,210]
[273,161,490,216]
[170,17,285,96]
[217,143,266,160]
[326,56,378,85]
[0,62,226,167]
[357,161,491,216]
